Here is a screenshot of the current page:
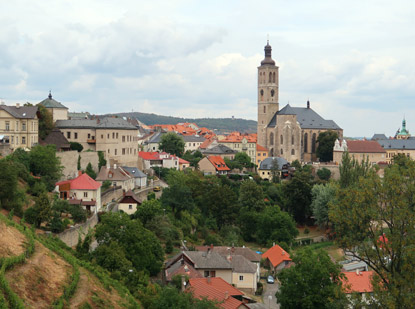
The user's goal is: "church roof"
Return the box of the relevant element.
[38,92,68,109]
[267,104,342,130]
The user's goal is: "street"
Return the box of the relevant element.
[263,281,280,309]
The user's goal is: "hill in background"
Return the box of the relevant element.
[105,112,257,133]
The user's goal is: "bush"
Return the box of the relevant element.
[70,142,83,152]
[101,180,111,191]
[255,282,263,295]
[304,228,310,234]
[165,238,173,254]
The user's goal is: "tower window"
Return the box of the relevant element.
[292,135,294,145]
[264,106,266,113]
[281,149,283,155]
[291,149,295,155]
[280,135,283,144]
[273,72,276,83]
[270,132,274,146]
[304,133,308,153]
[271,89,275,97]
[260,89,264,96]
[312,133,317,153]
[269,72,272,83]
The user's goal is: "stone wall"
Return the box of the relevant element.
[57,213,98,247]
[101,186,124,206]
[57,150,99,181]
[313,163,340,180]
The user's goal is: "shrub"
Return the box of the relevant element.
[70,142,83,152]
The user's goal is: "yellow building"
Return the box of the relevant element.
[0,104,39,151]
[218,132,257,163]
[256,144,268,166]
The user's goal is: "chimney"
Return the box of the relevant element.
[231,243,235,254]
[78,170,82,177]
[16,103,20,108]
[307,100,310,109]
[273,242,275,247]
[207,276,211,283]
[225,291,229,300]
[210,243,214,251]
[114,164,117,169]
[356,269,360,276]
[123,190,126,197]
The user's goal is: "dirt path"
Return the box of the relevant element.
[0,221,26,258]
[5,242,72,308]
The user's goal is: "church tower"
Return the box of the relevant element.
[257,41,279,148]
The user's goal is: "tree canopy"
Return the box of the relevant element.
[311,183,337,228]
[37,104,54,140]
[159,132,185,157]
[316,131,338,162]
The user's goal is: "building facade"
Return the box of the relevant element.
[38,92,68,122]
[256,41,343,162]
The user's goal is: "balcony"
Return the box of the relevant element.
[87,139,96,144]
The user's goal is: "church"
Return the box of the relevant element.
[257,41,343,162]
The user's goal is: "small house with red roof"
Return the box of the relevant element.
[198,155,230,175]
[333,139,386,165]
[138,151,180,171]
[188,277,249,309]
[262,244,292,273]
[342,270,374,305]
[55,171,102,213]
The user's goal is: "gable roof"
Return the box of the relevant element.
[262,244,291,268]
[207,156,230,171]
[345,140,386,153]
[342,271,373,293]
[165,260,203,281]
[122,166,147,178]
[40,128,71,150]
[38,93,68,109]
[96,166,132,181]
[119,189,142,204]
[56,172,101,190]
[371,134,387,141]
[268,104,341,130]
[229,255,257,274]
[56,117,137,130]
[259,157,288,170]
[184,251,232,269]
[256,144,268,152]
[0,105,38,119]
[195,246,261,263]
[189,278,246,309]
[201,144,237,155]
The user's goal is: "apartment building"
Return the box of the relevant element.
[0,104,39,151]
[218,132,257,163]
[56,117,139,166]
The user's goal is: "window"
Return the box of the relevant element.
[291,149,295,155]
[281,149,283,155]
[22,122,26,131]
[269,72,272,83]
[84,192,88,198]
[292,135,294,145]
[129,205,133,210]
[115,149,117,155]
[67,132,71,139]
[122,148,125,155]
[122,136,125,142]
[312,133,317,153]
[271,89,275,97]
[263,106,266,113]
[16,137,18,145]
[116,133,119,139]
[108,149,110,153]
[74,132,78,139]
[112,133,115,139]
[22,137,26,145]
[5,122,9,131]
[88,133,91,139]
[107,134,109,138]
[101,134,103,139]
[304,133,308,153]
[269,132,274,145]
[239,275,244,281]
[11,136,14,143]
[280,135,283,144]
[16,121,18,131]
[273,72,276,83]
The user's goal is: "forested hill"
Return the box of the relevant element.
[107,112,257,133]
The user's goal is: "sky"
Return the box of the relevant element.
[1,0,415,137]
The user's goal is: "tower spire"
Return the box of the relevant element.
[261,39,275,66]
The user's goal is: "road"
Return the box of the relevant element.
[263,281,280,309]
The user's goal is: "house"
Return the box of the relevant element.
[218,132,257,163]
[256,144,268,166]
[38,92,68,122]
[178,157,190,170]
[56,117,139,166]
[376,138,415,164]
[200,142,237,160]
[258,157,289,181]
[195,245,262,282]
[188,277,249,309]
[138,151,179,171]
[118,190,142,215]
[55,171,102,213]
[229,255,258,292]
[0,104,39,151]
[342,270,374,306]
[122,166,147,188]
[96,164,135,192]
[198,155,230,175]
[143,131,206,153]
[262,244,292,273]
[333,139,386,165]
[39,128,71,152]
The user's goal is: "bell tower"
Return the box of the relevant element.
[257,40,279,148]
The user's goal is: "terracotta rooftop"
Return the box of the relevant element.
[256,144,268,152]
[262,244,291,268]
[207,156,230,171]
[346,140,386,153]
[56,172,101,190]
[342,271,373,293]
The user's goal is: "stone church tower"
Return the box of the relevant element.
[257,41,279,148]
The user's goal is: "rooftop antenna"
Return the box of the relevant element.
[267,33,269,44]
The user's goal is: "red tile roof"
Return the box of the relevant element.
[256,144,268,152]
[178,158,190,164]
[262,244,291,268]
[200,138,215,150]
[138,151,161,160]
[220,132,257,143]
[342,271,373,293]
[346,140,386,153]
[56,173,101,190]
[207,156,230,171]
[188,278,246,309]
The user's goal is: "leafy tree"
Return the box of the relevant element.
[37,104,54,140]
[152,286,218,309]
[0,159,19,210]
[311,183,337,228]
[182,150,203,168]
[29,145,62,191]
[317,167,331,181]
[239,180,265,212]
[133,199,163,225]
[234,152,254,168]
[159,132,185,157]
[95,212,164,276]
[271,158,281,183]
[316,130,338,162]
[266,184,285,206]
[77,155,81,170]
[69,142,83,152]
[256,206,298,246]
[30,192,52,227]
[329,158,415,308]
[276,247,347,309]
[98,150,107,170]
[283,169,313,224]
[85,162,96,179]
[339,152,371,188]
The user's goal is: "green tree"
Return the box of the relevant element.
[271,158,281,183]
[316,131,338,162]
[0,159,19,210]
[317,167,331,181]
[339,152,372,188]
[98,151,107,170]
[133,199,163,226]
[276,247,347,309]
[29,145,63,191]
[311,183,337,228]
[234,152,254,168]
[182,150,203,168]
[85,162,96,179]
[239,180,265,212]
[31,192,52,227]
[329,158,415,308]
[37,104,54,140]
[256,206,298,246]
[69,142,83,152]
[159,132,185,157]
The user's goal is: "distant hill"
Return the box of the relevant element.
[106,112,257,133]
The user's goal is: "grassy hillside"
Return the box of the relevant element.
[106,112,257,133]
[0,212,139,308]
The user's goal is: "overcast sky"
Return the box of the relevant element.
[1,0,415,137]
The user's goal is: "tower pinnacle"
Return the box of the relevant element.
[261,40,275,66]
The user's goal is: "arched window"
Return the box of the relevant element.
[312,133,317,153]
[292,135,294,145]
[280,135,283,144]
[270,132,274,145]
[273,72,276,83]
[270,148,274,156]
[269,72,272,83]
[291,149,295,155]
[281,149,283,155]
[260,89,264,97]
[304,133,308,153]
[271,89,275,97]
[263,106,266,113]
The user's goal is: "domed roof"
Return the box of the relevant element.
[260,40,276,66]
[38,91,68,109]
